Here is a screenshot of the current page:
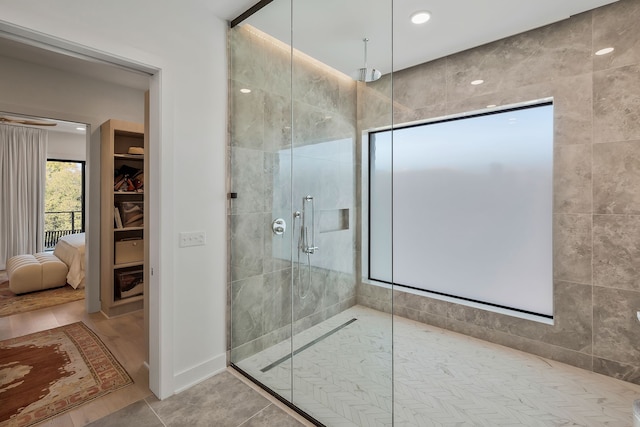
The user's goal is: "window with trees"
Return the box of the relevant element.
[45,160,85,249]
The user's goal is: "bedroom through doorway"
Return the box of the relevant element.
[0,113,89,314]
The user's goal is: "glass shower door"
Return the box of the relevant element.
[229,0,394,425]
[287,1,394,424]
[228,0,295,403]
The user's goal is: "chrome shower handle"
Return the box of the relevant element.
[301,195,317,255]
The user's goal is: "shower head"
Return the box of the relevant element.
[357,67,382,83]
[356,38,382,83]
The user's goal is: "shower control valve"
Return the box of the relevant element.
[272,218,286,236]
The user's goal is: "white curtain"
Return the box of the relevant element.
[0,124,48,270]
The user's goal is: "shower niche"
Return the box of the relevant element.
[319,208,349,233]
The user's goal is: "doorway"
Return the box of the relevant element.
[0,23,161,396]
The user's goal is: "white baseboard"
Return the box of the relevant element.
[173,352,227,395]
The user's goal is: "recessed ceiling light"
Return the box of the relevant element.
[410,11,431,25]
[471,79,484,85]
[595,47,614,56]
[486,104,497,108]
[240,88,251,94]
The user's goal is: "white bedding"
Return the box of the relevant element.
[53,232,86,289]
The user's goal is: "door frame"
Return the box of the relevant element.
[0,19,164,397]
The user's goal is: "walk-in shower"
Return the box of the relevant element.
[229,0,640,425]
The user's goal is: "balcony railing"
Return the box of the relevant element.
[44,210,83,250]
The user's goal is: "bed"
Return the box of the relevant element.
[53,232,86,289]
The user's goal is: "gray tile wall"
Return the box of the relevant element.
[358,0,640,384]
[228,25,358,361]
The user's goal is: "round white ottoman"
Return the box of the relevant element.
[6,252,68,294]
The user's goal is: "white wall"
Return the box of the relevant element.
[47,131,86,161]
[0,56,145,126]
[0,0,229,399]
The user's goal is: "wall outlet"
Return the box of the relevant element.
[179,231,206,248]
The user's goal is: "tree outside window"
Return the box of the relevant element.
[45,160,85,248]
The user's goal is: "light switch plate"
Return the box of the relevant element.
[179,231,206,247]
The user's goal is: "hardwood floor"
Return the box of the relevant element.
[0,298,152,426]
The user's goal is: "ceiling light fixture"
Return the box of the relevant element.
[595,47,614,56]
[240,88,252,94]
[471,79,484,85]
[486,104,497,108]
[410,10,432,25]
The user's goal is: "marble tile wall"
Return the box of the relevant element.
[357,0,640,385]
[228,25,358,361]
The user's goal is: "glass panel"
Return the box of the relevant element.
[290,0,393,425]
[228,0,294,404]
[229,0,394,424]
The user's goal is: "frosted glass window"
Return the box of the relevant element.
[369,132,393,283]
[369,102,554,317]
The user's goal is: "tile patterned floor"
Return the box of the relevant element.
[87,369,312,427]
[236,305,640,427]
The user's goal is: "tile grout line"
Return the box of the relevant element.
[228,367,314,426]
[144,397,168,427]
[235,403,273,427]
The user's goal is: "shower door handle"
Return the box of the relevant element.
[301,196,317,255]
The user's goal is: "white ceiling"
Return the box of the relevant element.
[243,0,619,76]
[0,0,619,91]
[0,36,150,91]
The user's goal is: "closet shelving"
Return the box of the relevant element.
[100,119,146,317]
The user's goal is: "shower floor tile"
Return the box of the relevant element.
[236,305,640,427]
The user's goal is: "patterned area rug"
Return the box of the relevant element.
[0,278,84,318]
[0,322,132,427]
